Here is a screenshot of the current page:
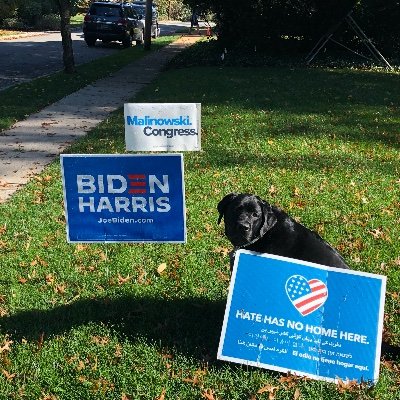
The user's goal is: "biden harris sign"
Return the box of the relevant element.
[61,154,186,243]
[124,103,201,151]
[218,250,386,383]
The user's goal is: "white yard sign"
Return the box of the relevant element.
[124,103,201,151]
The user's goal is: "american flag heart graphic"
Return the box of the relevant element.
[285,275,328,316]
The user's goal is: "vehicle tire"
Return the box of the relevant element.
[84,36,96,47]
[122,33,133,48]
[136,29,144,45]
[152,24,160,39]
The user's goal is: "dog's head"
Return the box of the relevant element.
[217,193,277,247]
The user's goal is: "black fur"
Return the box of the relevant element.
[217,193,349,269]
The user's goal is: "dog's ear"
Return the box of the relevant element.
[217,193,239,224]
[258,199,277,236]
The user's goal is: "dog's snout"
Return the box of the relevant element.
[238,222,250,232]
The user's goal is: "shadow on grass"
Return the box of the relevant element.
[0,295,226,361]
[1,295,400,363]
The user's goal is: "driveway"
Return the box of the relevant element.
[0,21,191,91]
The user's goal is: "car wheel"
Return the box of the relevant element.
[84,36,96,47]
[152,25,160,39]
[136,29,144,45]
[122,33,133,48]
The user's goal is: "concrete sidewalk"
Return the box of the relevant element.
[0,35,200,203]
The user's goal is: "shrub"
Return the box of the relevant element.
[36,14,61,31]
[2,17,25,30]
[0,0,18,24]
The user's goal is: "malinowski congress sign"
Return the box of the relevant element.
[61,154,186,243]
[124,103,201,151]
[218,250,386,383]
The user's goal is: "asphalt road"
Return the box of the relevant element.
[0,21,190,91]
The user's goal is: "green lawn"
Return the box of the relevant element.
[0,44,399,399]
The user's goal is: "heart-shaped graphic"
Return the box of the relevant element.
[285,275,328,316]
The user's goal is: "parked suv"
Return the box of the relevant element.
[131,1,160,38]
[83,1,145,47]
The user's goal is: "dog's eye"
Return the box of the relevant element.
[252,212,258,217]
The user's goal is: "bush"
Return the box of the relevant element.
[36,14,61,31]
[1,17,25,30]
[0,0,18,24]
[17,2,43,27]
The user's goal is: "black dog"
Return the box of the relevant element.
[217,193,349,269]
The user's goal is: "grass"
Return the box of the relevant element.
[0,35,176,132]
[0,42,400,399]
[70,14,85,29]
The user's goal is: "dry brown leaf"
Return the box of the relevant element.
[155,388,166,400]
[0,337,13,353]
[18,277,28,284]
[257,384,279,399]
[293,388,301,400]
[182,376,199,386]
[279,374,305,388]
[117,274,132,285]
[121,394,132,400]
[2,369,16,381]
[293,187,301,197]
[202,389,216,400]
[217,270,230,282]
[0,225,6,235]
[74,244,88,253]
[269,185,277,195]
[91,336,110,346]
[54,284,66,294]
[214,246,230,257]
[336,378,360,393]
[157,263,167,275]
[76,360,85,371]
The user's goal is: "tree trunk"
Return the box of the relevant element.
[144,0,153,50]
[58,0,76,73]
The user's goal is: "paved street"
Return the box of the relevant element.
[0,21,190,91]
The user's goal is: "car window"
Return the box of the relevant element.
[90,5,122,17]
[132,5,145,16]
[124,6,133,18]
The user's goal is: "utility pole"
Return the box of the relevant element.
[144,0,153,50]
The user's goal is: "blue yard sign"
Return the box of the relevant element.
[61,154,186,243]
[218,250,386,383]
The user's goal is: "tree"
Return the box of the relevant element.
[57,0,76,73]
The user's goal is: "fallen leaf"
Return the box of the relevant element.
[91,336,110,346]
[155,388,166,400]
[2,369,16,381]
[117,274,132,285]
[336,378,360,393]
[257,384,279,399]
[202,389,216,400]
[0,337,13,353]
[293,388,301,400]
[18,277,28,284]
[214,246,230,257]
[54,284,66,294]
[157,263,167,275]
